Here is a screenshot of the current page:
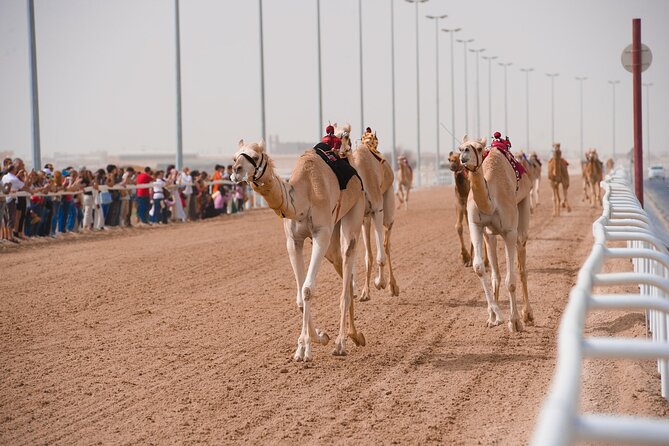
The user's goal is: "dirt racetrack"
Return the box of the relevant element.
[2,176,668,445]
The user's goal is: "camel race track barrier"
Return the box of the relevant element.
[532,167,669,445]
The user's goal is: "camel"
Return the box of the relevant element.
[605,158,615,174]
[547,143,571,217]
[584,148,603,207]
[458,135,534,332]
[448,151,473,266]
[230,139,366,361]
[515,151,539,213]
[336,124,399,301]
[395,155,413,210]
[529,152,542,209]
[580,160,591,203]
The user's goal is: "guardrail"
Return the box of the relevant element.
[532,167,669,446]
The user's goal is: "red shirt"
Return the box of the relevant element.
[136,172,152,198]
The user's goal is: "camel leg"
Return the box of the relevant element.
[563,184,571,212]
[404,186,410,210]
[551,184,560,217]
[286,235,306,310]
[372,210,387,290]
[294,227,332,362]
[335,199,365,356]
[456,207,471,267]
[533,178,540,207]
[484,232,501,303]
[469,220,503,327]
[517,198,534,325]
[360,216,373,302]
[502,231,522,333]
[395,185,404,209]
[381,187,399,297]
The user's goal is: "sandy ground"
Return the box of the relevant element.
[1,176,668,445]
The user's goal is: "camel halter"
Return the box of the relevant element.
[463,145,482,173]
[239,151,269,185]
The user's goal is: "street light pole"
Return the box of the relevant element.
[358,0,364,135]
[608,80,620,158]
[546,73,559,144]
[442,27,460,146]
[520,67,533,150]
[174,0,183,170]
[575,76,587,157]
[390,0,397,172]
[426,13,447,170]
[643,82,653,163]
[498,62,512,136]
[470,48,485,137]
[27,0,41,170]
[405,0,428,187]
[456,38,474,136]
[316,0,323,140]
[481,55,497,138]
[258,0,267,149]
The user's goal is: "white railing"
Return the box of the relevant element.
[532,167,669,446]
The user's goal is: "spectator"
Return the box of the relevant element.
[135,167,152,225]
[80,169,95,231]
[120,167,135,227]
[1,164,28,242]
[151,170,166,224]
[50,170,63,237]
[235,183,246,213]
[180,167,195,221]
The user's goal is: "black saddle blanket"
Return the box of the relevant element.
[313,143,363,190]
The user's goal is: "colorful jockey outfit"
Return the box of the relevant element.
[485,131,526,190]
[318,125,342,161]
[313,125,362,191]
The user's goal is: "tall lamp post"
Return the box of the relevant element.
[316,0,323,139]
[643,82,653,163]
[405,0,429,187]
[608,80,620,158]
[481,55,497,138]
[426,13,447,170]
[498,62,513,136]
[575,76,587,157]
[469,48,485,137]
[442,27,461,147]
[27,0,41,170]
[519,67,533,150]
[456,38,474,136]
[546,73,559,145]
[174,0,183,169]
[258,0,267,148]
[358,0,364,135]
[390,0,397,172]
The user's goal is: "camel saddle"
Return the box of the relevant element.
[313,143,363,190]
[483,140,526,191]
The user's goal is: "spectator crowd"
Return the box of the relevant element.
[0,158,250,244]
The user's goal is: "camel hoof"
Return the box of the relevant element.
[360,289,371,302]
[317,329,330,345]
[349,331,366,347]
[486,319,503,328]
[390,282,400,297]
[294,345,305,362]
[508,319,523,333]
[374,277,387,290]
[522,311,535,326]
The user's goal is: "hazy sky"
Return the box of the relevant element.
[1,0,667,167]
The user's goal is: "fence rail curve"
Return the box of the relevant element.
[532,167,669,446]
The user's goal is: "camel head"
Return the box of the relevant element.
[552,143,562,158]
[458,135,487,172]
[586,148,599,162]
[334,122,353,157]
[231,138,268,184]
[448,151,462,172]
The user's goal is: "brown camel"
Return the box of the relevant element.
[448,151,473,266]
[584,148,603,207]
[547,143,571,217]
[529,152,542,210]
[459,135,534,332]
[515,151,537,213]
[396,155,413,210]
[337,124,399,301]
[230,139,366,361]
[580,160,591,203]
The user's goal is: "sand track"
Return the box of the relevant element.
[1,176,667,444]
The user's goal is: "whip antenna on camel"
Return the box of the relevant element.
[439,122,459,144]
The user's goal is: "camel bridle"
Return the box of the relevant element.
[463,144,483,173]
[238,151,269,185]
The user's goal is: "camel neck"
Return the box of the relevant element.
[253,169,297,219]
[468,167,495,215]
